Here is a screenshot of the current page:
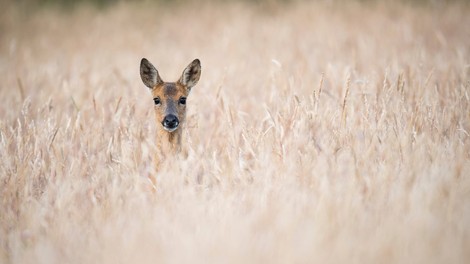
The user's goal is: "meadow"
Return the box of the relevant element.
[0,0,469,263]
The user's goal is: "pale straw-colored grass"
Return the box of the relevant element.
[1,1,469,263]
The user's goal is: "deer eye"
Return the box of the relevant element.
[153,97,161,105]
[179,97,187,105]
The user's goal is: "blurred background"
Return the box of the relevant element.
[1,0,469,263]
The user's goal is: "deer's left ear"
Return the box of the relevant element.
[178,59,201,92]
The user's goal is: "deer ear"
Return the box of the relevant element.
[178,59,201,91]
[140,58,163,89]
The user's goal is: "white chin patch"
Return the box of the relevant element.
[163,126,178,133]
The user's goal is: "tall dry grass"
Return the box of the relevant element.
[0,1,469,263]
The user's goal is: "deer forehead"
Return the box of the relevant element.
[152,83,186,99]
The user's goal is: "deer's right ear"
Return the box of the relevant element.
[140,58,163,89]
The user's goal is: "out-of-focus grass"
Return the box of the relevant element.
[0,1,469,263]
[7,0,470,10]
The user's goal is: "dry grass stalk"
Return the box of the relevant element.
[0,1,469,264]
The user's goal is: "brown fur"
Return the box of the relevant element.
[140,58,201,172]
[151,82,188,167]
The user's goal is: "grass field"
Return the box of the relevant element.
[1,1,469,263]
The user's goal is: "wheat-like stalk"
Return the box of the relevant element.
[0,1,469,264]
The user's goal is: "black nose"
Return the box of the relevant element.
[162,114,179,129]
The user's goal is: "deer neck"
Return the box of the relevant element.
[156,127,182,155]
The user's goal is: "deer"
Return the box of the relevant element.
[140,58,201,174]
